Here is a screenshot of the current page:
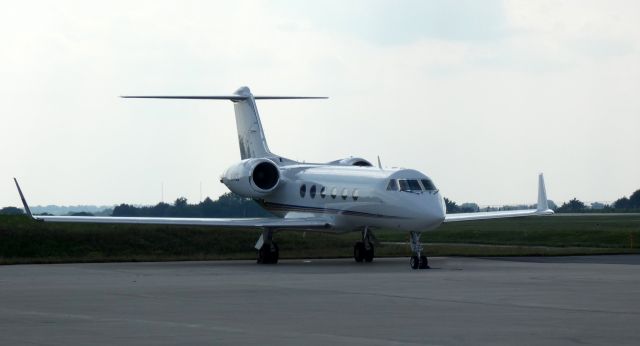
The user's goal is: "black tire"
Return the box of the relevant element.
[410,256,420,269]
[364,245,374,263]
[353,242,365,263]
[419,255,429,269]
[258,243,279,264]
[257,245,269,264]
[271,242,279,264]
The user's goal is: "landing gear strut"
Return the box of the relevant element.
[409,231,429,270]
[354,227,375,263]
[256,228,279,264]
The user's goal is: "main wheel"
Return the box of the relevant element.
[364,245,374,263]
[257,245,269,264]
[419,255,429,269]
[353,242,365,262]
[410,256,420,269]
[270,242,280,264]
[257,243,279,264]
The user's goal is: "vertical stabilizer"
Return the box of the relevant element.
[233,87,272,159]
[537,173,551,213]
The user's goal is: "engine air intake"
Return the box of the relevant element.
[252,161,279,190]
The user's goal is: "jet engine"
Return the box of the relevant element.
[221,158,281,198]
[328,157,373,167]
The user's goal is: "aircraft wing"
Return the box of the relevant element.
[444,173,554,223]
[13,179,332,231]
[444,208,550,222]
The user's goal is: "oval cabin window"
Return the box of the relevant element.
[310,185,316,198]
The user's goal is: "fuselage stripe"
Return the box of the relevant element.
[260,201,405,219]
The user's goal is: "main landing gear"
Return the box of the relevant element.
[353,227,375,263]
[256,229,279,264]
[409,231,429,270]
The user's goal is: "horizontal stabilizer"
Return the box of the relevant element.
[121,96,327,100]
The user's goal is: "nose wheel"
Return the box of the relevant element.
[409,232,429,270]
[410,255,429,269]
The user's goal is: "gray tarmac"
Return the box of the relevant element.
[1,256,639,346]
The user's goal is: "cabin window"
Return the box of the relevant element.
[353,189,359,201]
[331,187,337,199]
[341,188,348,200]
[421,179,436,191]
[386,179,398,191]
[300,184,306,198]
[309,185,316,198]
[320,186,326,198]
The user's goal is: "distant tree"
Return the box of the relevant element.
[629,190,640,209]
[199,197,218,217]
[110,193,272,218]
[444,198,461,214]
[614,197,630,210]
[69,212,94,216]
[174,197,188,208]
[556,198,586,213]
[0,206,24,215]
[149,202,171,217]
[460,203,480,213]
[112,203,139,216]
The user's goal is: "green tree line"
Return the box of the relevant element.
[111,193,272,218]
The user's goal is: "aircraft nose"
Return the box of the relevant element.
[419,194,445,228]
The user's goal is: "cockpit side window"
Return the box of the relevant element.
[421,179,436,191]
[386,179,398,191]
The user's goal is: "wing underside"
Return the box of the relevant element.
[28,214,333,231]
[444,209,548,222]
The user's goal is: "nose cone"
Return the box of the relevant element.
[418,193,445,230]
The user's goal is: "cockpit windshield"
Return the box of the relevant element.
[388,178,437,193]
[398,179,421,192]
[421,179,436,191]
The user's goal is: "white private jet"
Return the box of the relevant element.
[14,86,554,269]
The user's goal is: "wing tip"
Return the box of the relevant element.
[13,178,34,219]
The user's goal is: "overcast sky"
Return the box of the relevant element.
[1,0,639,208]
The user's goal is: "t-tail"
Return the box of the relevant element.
[122,86,326,160]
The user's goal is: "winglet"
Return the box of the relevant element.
[13,178,34,219]
[536,173,554,215]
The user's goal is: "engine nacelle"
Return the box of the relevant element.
[221,158,281,198]
[328,157,373,167]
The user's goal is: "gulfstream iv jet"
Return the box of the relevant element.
[14,86,554,269]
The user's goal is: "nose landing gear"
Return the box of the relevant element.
[409,231,429,269]
[354,227,375,263]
